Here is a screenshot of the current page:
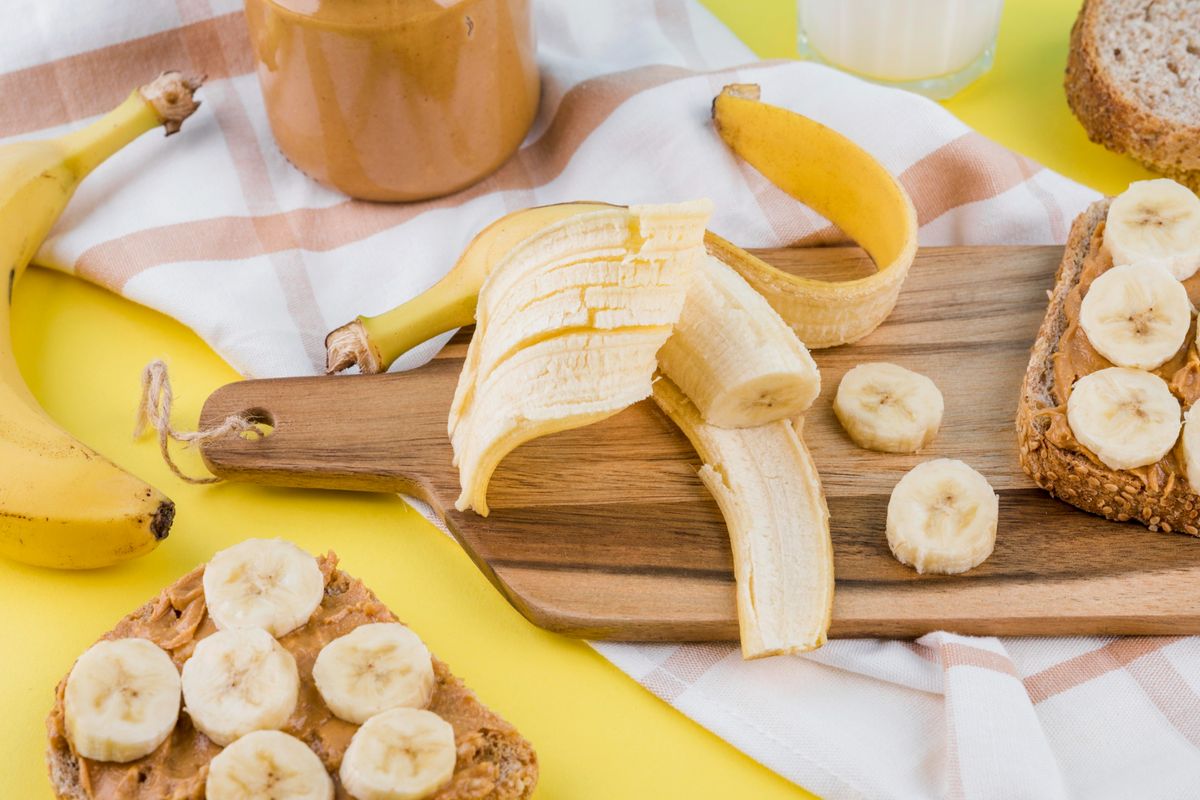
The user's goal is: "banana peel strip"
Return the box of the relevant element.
[711,84,918,349]
[652,376,834,658]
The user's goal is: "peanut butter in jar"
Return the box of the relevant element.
[244,0,539,201]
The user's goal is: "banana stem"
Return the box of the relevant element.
[327,278,478,374]
[57,72,203,180]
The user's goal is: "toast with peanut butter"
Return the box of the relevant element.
[46,542,538,800]
[1017,186,1200,535]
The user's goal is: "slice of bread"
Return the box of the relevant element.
[46,552,538,800]
[1065,0,1200,191]
[1017,197,1200,536]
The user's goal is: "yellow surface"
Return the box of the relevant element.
[0,0,1151,797]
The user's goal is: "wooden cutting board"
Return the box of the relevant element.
[199,245,1200,640]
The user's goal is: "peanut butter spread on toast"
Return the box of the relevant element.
[46,554,536,800]
[1046,223,1200,491]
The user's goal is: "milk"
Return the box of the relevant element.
[798,0,1004,95]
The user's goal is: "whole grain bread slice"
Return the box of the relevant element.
[1065,0,1200,191]
[1017,197,1200,536]
[46,552,538,800]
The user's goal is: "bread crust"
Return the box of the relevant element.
[1065,0,1200,191]
[1017,198,1200,536]
[45,556,538,800]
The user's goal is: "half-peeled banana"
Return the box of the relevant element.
[449,201,712,515]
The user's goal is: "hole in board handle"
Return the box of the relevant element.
[239,407,275,439]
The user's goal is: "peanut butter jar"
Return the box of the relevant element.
[244,0,539,201]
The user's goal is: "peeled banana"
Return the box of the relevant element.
[0,72,201,569]
[1104,179,1200,280]
[651,376,833,658]
[450,202,712,514]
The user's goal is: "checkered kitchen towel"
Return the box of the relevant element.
[9,0,1199,797]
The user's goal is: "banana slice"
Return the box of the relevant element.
[1078,263,1191,370]
[63,638,181,763]
[1066,367,1182,470]
[1184,404,1200,491]
[886,459,998,575]
[313,623,435,725]
[181,628,299,746]
[206,730,333,800]
[203,538,325,637]
[1105,179,1200,280]
[833,363,944,453]
[339,707,457,800]
[657,255,821,428]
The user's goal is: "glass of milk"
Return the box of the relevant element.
[797,0,1004,99]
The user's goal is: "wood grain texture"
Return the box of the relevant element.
[200,245,1200,640]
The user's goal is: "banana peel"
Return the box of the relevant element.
[710,84,918,348]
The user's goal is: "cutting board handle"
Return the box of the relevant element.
[197,368,459,498]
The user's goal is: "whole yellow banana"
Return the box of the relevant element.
[325,84,917,374]
[0,72,201,569]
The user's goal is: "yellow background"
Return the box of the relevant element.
[1,1,1150,797]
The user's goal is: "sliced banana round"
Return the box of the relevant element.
[833,362,944,454]
[203,538,325,637]
[339,707,457,800]
[1182,404,1200,491]
[313,622,435,725]
[1105,179,1200,280]
[63,638,181,763]
[1066,367,1181,470]
[181,628,299,746]
[1078,262,1191,370]
[886,459,998,575]
[206,730,333,800]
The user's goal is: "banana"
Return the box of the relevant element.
[203,538,325,637]
[312,622,435,724]
[1183,404,1200,491]
[709,84,918,348]
[205,730,334,800]
[180,627,300,747]
[449,202,711,515]
[0,72,201,569]
[833,362,944,453]
[1067,367,1182,470]
[326,85,917,377]
[656,254,820,428]
[651,376,833,659]
[886,459,998,575]
[339,707,457,800]
[1079,262,1192,369]
[63,638,181,763]
[1104,179,1200,280]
